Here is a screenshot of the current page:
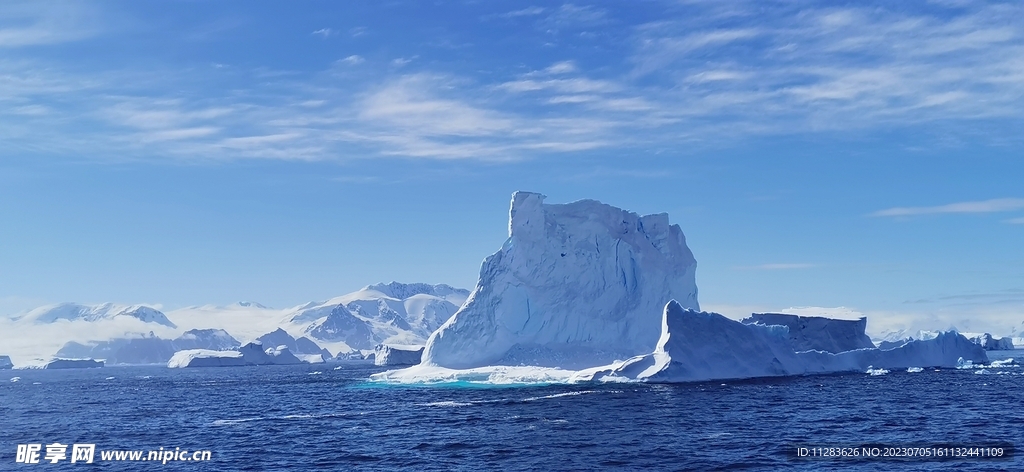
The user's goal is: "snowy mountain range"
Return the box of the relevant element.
[17,303,177,328]
[0,282,470,365]
[288,282,470,352]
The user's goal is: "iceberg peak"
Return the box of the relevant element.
[422,192,699,370]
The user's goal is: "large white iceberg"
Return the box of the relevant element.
[585,301,989,383]
[422,192,699,369]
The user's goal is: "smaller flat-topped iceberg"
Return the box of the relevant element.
[584,301,988,383]
[168,350,247,368]
[167,342,308,368]
[374,301,990,385]
[742,313,875,353]
[969,333,1015,351]
[374,344,424,366]
[45,358,104,370]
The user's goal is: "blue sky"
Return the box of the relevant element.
[2,0,1022,333]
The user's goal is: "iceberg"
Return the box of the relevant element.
[297,354,327,364]
[256,328,332,359]
[742,313,875,353]
[168,342,307,368]
[968,333,1015,351]
[44,358,104,369]
[423,192,699,370]
[236,341,305,365]
[0,355,13,369]
[167,350,247,368]
[373,344,424,366]
[264,345,304,365]
[583,301,988,383]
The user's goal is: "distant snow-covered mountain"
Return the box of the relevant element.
[18,303,177,328]
[1,282,469,365]
[288,282,470,352]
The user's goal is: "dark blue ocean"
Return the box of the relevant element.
[2,355,1022,471]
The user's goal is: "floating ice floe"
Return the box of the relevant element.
[866,367,890,376]
[987,358,1018,368]
[907,367,924,373]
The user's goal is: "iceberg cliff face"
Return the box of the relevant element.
[968,333,1015,351]
[44,358,104,369]
[591,301,989,383]
[743,313,876,353]
[168,350,247,368]
[374,344,425,366]
[423,192,699,369]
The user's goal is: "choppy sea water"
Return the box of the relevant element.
[2,353,1022,471]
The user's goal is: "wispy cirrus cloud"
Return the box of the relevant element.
[0,1,101,48]
[311,28,335,38]
[2,1,1023,163]
[870,198,1024,217]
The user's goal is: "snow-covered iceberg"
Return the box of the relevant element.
[968,333,1015,351]
[167,350,247,368]
[373,344,424,366]
[742,313,875,353]
[44,358,104,369]
[168,342,307,368]
[422,191,699,370]
[584,301,988,383]
[264,345,304,365]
